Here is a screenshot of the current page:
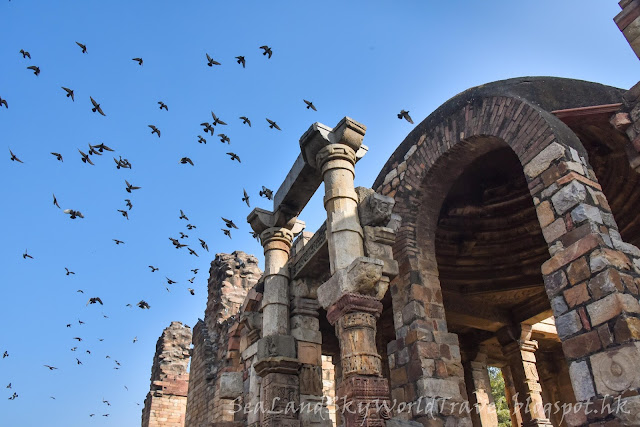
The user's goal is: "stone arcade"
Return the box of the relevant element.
[142,4,640,426]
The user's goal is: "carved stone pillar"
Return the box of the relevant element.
[501,366,523,427]
[498,325,552,427]
[463,351,498,427]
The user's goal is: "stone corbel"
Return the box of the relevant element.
[317,257,385,309]
[300,117,367,170]
[247,207,306,237]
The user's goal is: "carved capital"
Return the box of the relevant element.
[317,257,385,309]
[247,207,305,236]
[299,117,366,170]
[356,187,395,227]
[326,293,383,325]
[316,143,357,173]
[261,227,294,248]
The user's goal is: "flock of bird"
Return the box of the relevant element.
[2,37,415,422]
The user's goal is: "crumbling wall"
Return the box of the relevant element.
[184,251,261,427]
[142,321,192,427]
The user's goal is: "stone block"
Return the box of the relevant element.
[570,204,603,225]
[317,257,385,308]
[590,344,640,396]
[551,295,569,316]
[292,328,322,345]
[614,316,640,342]
[589,269,624,300]
[590,249,632,273]
[356,188,395,227]
[416,377,462,400]
[564,283,590,308]
[567,257,590,285]
[542,234,602,275]
[568,360,595,401]
[219,372,244,399]
[556,310,582,339]
[257,335,297,360]
[542,218,567,243]
[551,180,588,215]
[524,142,566,178]
[562,330,601,359]
[386,419,423,427]
[543,270,568,297]
[587,292,640,326]
[536,200,556,228]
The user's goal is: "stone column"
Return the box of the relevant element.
[501,366,523,427]
[302,118,392,426]
[463,351,498,427]
[497,325,552,427]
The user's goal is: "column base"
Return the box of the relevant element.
[336,376,391,427]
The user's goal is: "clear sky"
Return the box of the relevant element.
[0,1,638,426]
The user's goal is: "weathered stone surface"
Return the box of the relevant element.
[356,187,395,227]
[317,257,385,308]
[257,335,297,360]
[542,217,567,243]
[386,419,423,427]
[555,310,582,339]
[219,372,244,399]
[568,360,595,401]
[591,344,640,396]
[587,292,640,326]
[570,203,603,225]
[589,249,632,273]
[524,142,566,178]
[551,181,588,215]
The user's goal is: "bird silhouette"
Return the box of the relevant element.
[6,383,11,389]
[211,112,227,126]
[76,358,82,365]
[191,268,199,274]
[148,265,158,272]
[266,118,281,130]
[23,250,33,259]
[75,42,87,53]
[242,189,250,207]
[188,277,195,284]
[27,65,40,75]
[158,101,168,111]
[179,210,189,220]
[44,365,58,370]
[148,125,161,137]
[199,239,209,251]
[397,109,414,124]
[188,248,198,257]
[186,223,196,230]
[9,149,23,163]
[132,57,143,65]
[113,239,124,245]
[222,229,232,238]
[200,122,215,135]
[226,152,241,163]
[65,268,75,275]
[303,99,317,111]
[51,152,63,162]
[87,297,103,305]
[125,199,132,210]
[188,288,195,295]
[259,45,272,58]
[137,300,150,309]
[125,180,140,193]
[179,232,188,239]
[90,97,106,116]
[92,143,114,153]
[236,56,245,68]
[3,351,8,358]
[78,149,94,165]
[180,157,194,165]
[166,277,176,285]
[219,134,230,144]
[0,97,8,109]
[206,53,220,66]
[114,156,132,169]
[117,209,129,220]
[197,135,206,144]
[88,143,102,156]
[8,392,18,400]
[61,87,74,101]
[222,217,238,229]
[239,116,251,127]
[19,49,30,59]
[62,208,84,219]
[259,186,273,200]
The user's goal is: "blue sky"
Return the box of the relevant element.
[0,1,638,426]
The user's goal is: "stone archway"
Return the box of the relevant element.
[375,77,640,426]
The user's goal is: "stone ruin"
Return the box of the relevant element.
[142,4,640,426]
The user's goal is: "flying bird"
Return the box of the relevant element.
[188,277,195,284]
[188,288,195,295]
[179,232,188,239]
[53,194,61,208]
[206,53,220,66]
[179,157,194,165]
[188,248,198,257]
[200,122,214,135]
[219,134,230,144]
[92,143,114,153]
[259,186,273,200]
[186,224,196,230]
[61,87,74,101]
[88,143,102,156]
[117,209,129,220]
[76,358,83,365]
[397,109,414,124]
[266,118,281,130]
[65,268,75,276]
[250,231,260,241]
[132,57,143,65]
[78,149,94,165]
[27,65,40,75]
[242,189,250,207]
[303,99,317,111]
[51,152,63,161]
[3,351,8,358]
[199,239,208,251]
[125,199,132,210]
[113,239,124,245]
[87,297,103,305]
[259,45,273,58]
[0,97,8,109]
[137,300,150,309]
[44,365,58,370]
[197,135,206,144]
[64,209,84,219]
[148,125,161,137]
[75,42,87,53]
[125,180,140,193]
[239,116,251,127]
[9,149,23,163]
[23,250,33,259]
[222,217,238,229]
[158,101,168,110]
[20,49,31,59]
[211,112,227,126]
[90,97,105,116]
[226,152,241,163]
[8,392,18,400]
[148,265,158,272]
[179,210,188,220]
[236,56,245,68]
[191,268,199,274]
[222,229,231,238]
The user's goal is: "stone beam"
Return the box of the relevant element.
[443,291,512,331]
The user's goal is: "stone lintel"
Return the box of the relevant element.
[326,293,383,325]
[289,221,328,279]
[255,357,301,377]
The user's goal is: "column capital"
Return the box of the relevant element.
[247,207,305,239]
[299,117,366,170]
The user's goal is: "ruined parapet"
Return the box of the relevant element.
[185,251,262,427]
[142,321,192,427]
